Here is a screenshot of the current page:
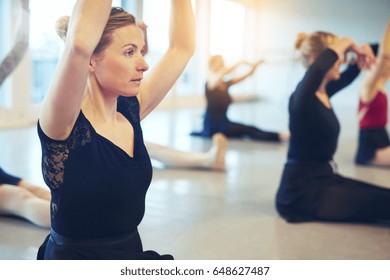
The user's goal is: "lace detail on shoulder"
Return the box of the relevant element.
[40,113,92,190]
[118,96,140,123]
[67,114,92,150]
[41,141,69,190]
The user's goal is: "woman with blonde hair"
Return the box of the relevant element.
[355,21,390,166]
[275,31,390,224]
[191,55,288,142]
[37,0,195,259]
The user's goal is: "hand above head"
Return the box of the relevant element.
[138,21,149,56]
[329,37,376,70]
[138,21,148,30]
[354,43,376,70]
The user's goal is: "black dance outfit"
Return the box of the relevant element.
[0,167,21,186]
[191,82,280,141]
[37,96,173,260]
[276,48,390,223]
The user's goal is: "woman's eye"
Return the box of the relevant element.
[125,50,134,57]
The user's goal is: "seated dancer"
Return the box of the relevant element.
[355,21,390,166]
[191,55,288,142]
[276,31,390,224]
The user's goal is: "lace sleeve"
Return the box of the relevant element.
[37,112,92,190]
[117,96,140,124]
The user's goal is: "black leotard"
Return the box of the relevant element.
[276,48,390,223]
[38,96,152,239]
[191,82,280,142]
[37,96,173,259]
[0,167,21,185]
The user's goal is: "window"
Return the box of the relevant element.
[143,0,197,95]
[209,0,246,62]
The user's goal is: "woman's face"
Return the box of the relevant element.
[325,57,343,81]
[210,56,224,72]
[91,24,149,97]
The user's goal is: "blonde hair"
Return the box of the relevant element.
[295,31,337,68]
[208,55,223,72]
[55,7,136,56]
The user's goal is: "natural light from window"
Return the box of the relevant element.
[209,0,245,62]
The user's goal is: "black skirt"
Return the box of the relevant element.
[276,160,390,223]
[355,128,390,164]
[37,228,173,260]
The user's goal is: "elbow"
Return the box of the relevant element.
[170,33,197,58]
[185,43,196,58]
[187,36,197,56]
[379,53,390,62]
[377,54,390,72]
[170,42,196,61]
[65,34,95,58]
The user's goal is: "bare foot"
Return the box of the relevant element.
[211,133,228,171]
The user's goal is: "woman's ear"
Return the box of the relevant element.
[89,59,95,72]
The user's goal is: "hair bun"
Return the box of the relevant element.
[295,32,308,50]
[55,16,70,41]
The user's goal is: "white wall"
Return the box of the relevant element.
[243,0,390,106]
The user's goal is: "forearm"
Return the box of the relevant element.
[230,67,256,85]
[66,0,112,55]
[137,0,195,120]
[39,0,112,140]
[293,49,338,108]
[327,62,360,96]
[362,21,390,95]
[379,21,390,59]
[169,0,196,54]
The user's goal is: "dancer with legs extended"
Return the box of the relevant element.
[276,31,390,224]
[191,55,288,142]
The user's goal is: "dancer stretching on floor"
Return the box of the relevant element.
[355,21,390,167]
[276,31,390,224]
[191,55,288,142]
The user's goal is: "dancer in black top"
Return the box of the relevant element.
[37,0,195,259]
[355,21,390,166]
[191,55,288,142]
[276,31,390,224]
[0,166,50,228]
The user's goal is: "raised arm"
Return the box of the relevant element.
[137,0,196,120]
[229,60,264,86]
[327,43,378,97]
[291,49,338,113]
[39,0,112,140]
[221,61,246,76]
[378,21,390,63]
[361,21,390,101]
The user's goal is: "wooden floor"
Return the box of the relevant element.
[0,97,389,260]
